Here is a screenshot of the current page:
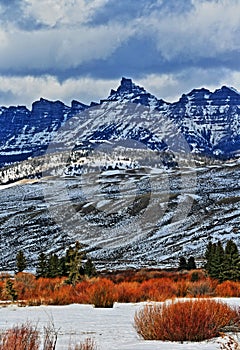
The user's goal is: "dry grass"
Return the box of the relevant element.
[0,323,97,350]
[69,338,97,350]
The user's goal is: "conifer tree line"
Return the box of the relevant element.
[16,239,240,283]
[16,241,97,284]
[204,239,240,281]
[178,256,196,271]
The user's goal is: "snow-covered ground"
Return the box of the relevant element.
[1,299,239,349]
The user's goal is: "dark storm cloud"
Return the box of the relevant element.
[0,0,240,107]
[0,0,239,80]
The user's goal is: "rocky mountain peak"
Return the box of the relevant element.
[108,77,163,108]
[109,77,146,99]
[0,78,240,168]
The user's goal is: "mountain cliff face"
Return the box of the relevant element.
[0,78,239,270]
[0,98,88,167]
[0,77,240,169]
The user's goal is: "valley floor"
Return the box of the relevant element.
[0,299,238,349]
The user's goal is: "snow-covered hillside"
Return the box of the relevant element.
[0,78,239,269]
[0,156,239,270]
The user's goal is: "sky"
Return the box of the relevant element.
[0,0,240,108]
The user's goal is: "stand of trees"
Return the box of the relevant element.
[15,239,240,284]
[15,241,97,284]
[178,256,196,271]
[205,239,240,281]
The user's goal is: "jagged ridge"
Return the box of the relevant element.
[0,77,240,169]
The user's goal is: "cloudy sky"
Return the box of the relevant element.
[0,0,240,108]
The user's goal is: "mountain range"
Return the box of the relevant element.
[0,78,239,270]
[1,77,240,169]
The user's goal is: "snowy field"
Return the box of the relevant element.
[0,299,239,349]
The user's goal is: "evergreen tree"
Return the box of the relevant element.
[204,241,214,274]
[58,256,67,277]
[16,250,27,273]
[47,254,60,278]
[36,252,48,278]
[178,256,187,271]
[187,256,196,270]
[204,240,240,281]
[210,241,225,279]
[5,279,18,301]
[206,241,224,279]
[66,241,85,285]
[220,240,240,281]
[84,257,97,277]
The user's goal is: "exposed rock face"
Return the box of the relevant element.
[0,78,240,168]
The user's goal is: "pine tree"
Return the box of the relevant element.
[208,241,224,279]
[178,256,187,271]
[211,241,225,279]
[66,241,85,285]
[47,254,60,278]
[204,240,240,281]
[220,240,240,281]
[204,241,214,274]
[58,256,67,277]
[187,256,196,270]
[36,252,48,278]
[16,250,27,273]
[5,279,18,301]
[204,241,220,278]
[84,257,97,277]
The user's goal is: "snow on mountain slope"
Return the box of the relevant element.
[168,85,240,157]
[0,156,239,270]
[0,77,240,169]
[0,78,239,270]
[0,98,88,167]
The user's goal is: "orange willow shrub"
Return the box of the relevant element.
[42,284,76,305]
[73,280,92,304]
[0,281,5,300]
[115,281,142,303]
[140,278,177,301]
[7,271,240,306]
[175,280,190,297]
[15,273,37,300]
[0,323,40,350]
[216,281,240,297]
[135,299,240,342]
[86,278,116,307]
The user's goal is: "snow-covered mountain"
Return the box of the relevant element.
[0,78,240,270]
[0,77,240,169]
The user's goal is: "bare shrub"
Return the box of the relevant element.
[69,338,97,350]
[0,323,40,350]
[43,320,59,350]
[218,335,240,350]
[134,299,240,342]
[187,280,215,297]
